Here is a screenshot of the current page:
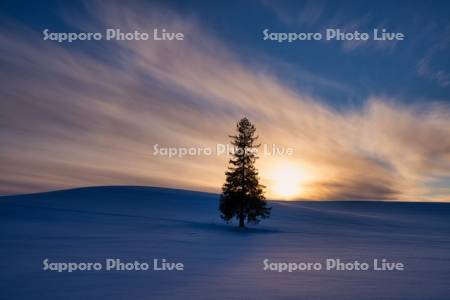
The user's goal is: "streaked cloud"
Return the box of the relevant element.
[1,2,450,201]
[416,24,450,87]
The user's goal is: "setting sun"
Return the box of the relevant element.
[267,161,308,200]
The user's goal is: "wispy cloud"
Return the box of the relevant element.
[417,25,450,87]
[1,2,450,201]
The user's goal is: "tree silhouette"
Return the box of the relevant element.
[219,117,271,228]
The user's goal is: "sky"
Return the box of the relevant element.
[0,0,450,201]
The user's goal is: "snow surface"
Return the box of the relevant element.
[1,186,450,299]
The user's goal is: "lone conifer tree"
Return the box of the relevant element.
[219,118,271,228]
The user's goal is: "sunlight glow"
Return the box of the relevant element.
[267,161,309,200]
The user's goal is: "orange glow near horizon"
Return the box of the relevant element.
[263,160,312,200]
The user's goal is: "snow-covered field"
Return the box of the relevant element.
[1,186,450,299]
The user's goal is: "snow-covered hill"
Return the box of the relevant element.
[1,186,450,299]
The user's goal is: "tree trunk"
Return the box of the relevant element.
[239,213,245,228]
